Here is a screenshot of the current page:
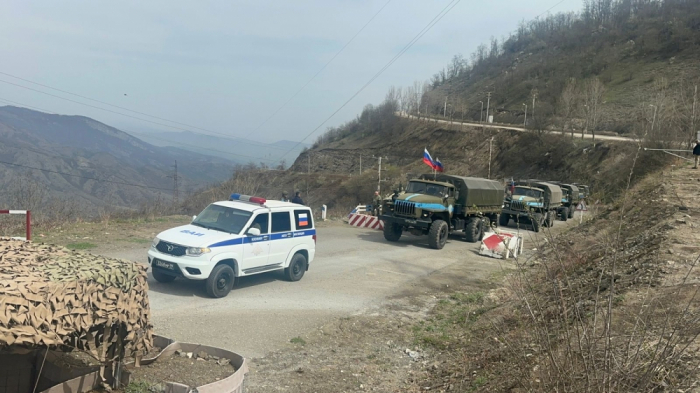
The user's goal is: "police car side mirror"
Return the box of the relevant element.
[247,227,261,236]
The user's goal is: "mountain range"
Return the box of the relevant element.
[0,106,240,213]
[132,130,307,167]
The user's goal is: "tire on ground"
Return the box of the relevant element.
[383,222,402,242]
[532,213,543,232]
[464,217,483,243]
[560,207,569,222]
[206,264,236,298]
[498,213,510,227]
[152,268,176,283]
[285,252,308,282]
[568,206,575,219]
[428,219,449,249]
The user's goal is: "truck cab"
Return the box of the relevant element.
[381,175,504,249]
[500,181,563,232]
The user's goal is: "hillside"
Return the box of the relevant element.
[417,0,700,142]
[133,130,308,167]
[0,106,235,216]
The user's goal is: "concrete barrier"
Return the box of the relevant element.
[347,213,384,230]
[479,230,523,259]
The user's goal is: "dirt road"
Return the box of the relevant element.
[397,112,637,142]
[97,220,580,359]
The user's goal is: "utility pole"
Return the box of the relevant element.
[488,137,494,179]
[692,85,697,143]
[378,156,382,195]
[583,104,589,139]
[307,153,311,197]
[479,101,484,123]
[523,103,528,126]
[532,90,537,121]
[486,92,491,124]
[169,160,179,206]
[444,96,448,118]
[650,104,658,135]
[359,155,362,175]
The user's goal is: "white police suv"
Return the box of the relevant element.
[148,193,316,298]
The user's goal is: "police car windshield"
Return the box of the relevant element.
[192,204,253,234]
[406,182,447,197]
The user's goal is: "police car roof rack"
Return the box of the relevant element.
[229,193,267,206]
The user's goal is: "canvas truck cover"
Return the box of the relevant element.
[558,184,580,202]
[419,174,504,207]
[515,180,563,205]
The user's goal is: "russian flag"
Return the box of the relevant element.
[434,158,444,172]
[423,148,437,169]
[299,213,309,226]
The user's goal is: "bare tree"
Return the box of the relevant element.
[558,78,578,137]
[8,171,46,213]
[583,77,605,142]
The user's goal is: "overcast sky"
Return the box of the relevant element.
[1,0,580,157]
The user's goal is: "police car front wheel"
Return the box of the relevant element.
[206,264,236,298]
[285,253,307,282]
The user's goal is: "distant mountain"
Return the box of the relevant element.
[0,106,235,213]
[132,131,308,167]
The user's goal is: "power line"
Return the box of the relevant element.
[245,0,393,138]
[0,97,279,163]
[0,76,291,151]
[0,159,173,191]
[535,0,570,19]
[275,0,463,163]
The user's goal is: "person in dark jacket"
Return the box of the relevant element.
[694,140,700,169]
[291,191,305,205]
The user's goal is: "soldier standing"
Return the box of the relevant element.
[372,191,382,216]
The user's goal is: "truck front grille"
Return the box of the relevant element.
[394,200,416,216]
[510,201,527,211]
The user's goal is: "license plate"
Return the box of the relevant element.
[154,259,175,270]
[405,219,417,224]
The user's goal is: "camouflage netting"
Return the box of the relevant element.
[0,239,153,359]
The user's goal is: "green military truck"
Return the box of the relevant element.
[552,182,580,221]
[500,180,563,232]
[380,174,504,250]
[573,183,590,200]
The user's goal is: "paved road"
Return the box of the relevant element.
[99,221,578,358]
[398,112,637,143]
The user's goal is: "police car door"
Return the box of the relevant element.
[269,211,293,265]
[241,212,271,273]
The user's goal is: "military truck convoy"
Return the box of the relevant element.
[380,174,590,248]
[380,174,504,249]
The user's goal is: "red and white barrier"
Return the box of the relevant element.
[0,210,31,241]
[479,229,522,259]
[347,213,384,230]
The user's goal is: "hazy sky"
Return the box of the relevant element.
[1,0,580,159]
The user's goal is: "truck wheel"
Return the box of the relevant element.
[498,213,510,227]
[383,222,402,242]
[532,213,543,232]
[560,207,569,222]
[547,211,555,227]
[152,268,176,283]
[428,219,449,249]
[285,253,307,282]
[206,264,235,298]
[464,217,483,243]
[481,217,491,238]
[568,207,575,219]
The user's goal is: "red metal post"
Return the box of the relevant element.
[26,211,31,241]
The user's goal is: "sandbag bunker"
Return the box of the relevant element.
[0,239,247,393]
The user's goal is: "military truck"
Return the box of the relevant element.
[500,180,563,232]
[380,174,504,249]
[572,183,590,200]
[551,182,580,221]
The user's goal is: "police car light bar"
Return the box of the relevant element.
[230,193,267,205]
